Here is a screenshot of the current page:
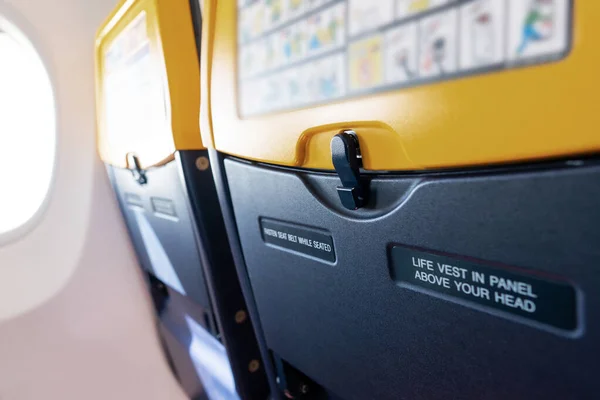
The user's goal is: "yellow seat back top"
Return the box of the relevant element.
[96,0,201,169]
[201,0,600,171]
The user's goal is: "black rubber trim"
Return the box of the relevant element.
[178,150,270,400]
[188,0,202,63]
[208,149,282,400]
[226,152,600,179]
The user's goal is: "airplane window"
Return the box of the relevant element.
[0,20,55,236]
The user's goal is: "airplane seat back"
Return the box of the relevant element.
[95,1,269,398]
[202,1,600,399]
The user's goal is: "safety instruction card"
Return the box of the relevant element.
[237,0,571,116]
[103,13,173,161]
